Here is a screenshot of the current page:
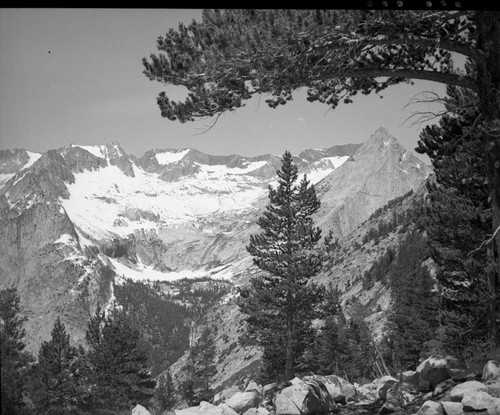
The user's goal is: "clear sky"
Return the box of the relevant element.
[0,8,446,160]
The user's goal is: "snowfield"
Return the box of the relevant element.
[44,146,350,283]
[61,162,268,239]
[109,256,236,283]
[155,149,190,164]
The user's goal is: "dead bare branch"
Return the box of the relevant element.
[468,224,500,256]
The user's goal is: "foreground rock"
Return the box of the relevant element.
[226,390,261,414]
[173,357,500,415]
[132,404,152,415]
[415,363,500,415]
[302,375,356,404]
[274,378,338,415]
[416,356,465,391]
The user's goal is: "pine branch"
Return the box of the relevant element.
[341,68,477,91]
[318,34,483,63]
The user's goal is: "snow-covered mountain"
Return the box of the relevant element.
[0,128,430,354]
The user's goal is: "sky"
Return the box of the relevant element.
[0,8,447,161]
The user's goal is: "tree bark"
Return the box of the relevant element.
[476,11,500,347]
[285,287,294,381]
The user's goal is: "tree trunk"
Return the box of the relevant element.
[477,11,500,347]
[285,286,294,381]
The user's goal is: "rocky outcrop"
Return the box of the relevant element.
[0,149,42,188]
[0,146,118,353]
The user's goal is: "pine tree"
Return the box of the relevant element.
[0,288,33,415]
[240,151,323,382]
[85,308,156,411]
[384,231,439,371]
[154,369,177,412]
[307,294,379,383]
[415,84,494,357]
[30,317,82,414]
[181,325,217,405]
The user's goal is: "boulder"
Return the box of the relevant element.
[378,383,405,414]
[378,400,401,414]
[449,380,487,401]
[483,360,500,383]
[461,390,500,413]
[302,374,356,404]
[488,381,500,398]
[417,400,443,415]
[433,379,456,397]
[132,404,152,415]
[356,384,377,401]
[469,347,500,376]
[440,401,463,415]
[400,370,419,390]
[220,404,240,415]
[226,391,261,414]
[416,357,464,391]
[176,402,223,415]
[242,408,270,415]
[275,393,302,415]
[274,378,338,415]
[215,386,242,404]
[245,381,263,394]
[262,383,279,404]
[375,376,398,401]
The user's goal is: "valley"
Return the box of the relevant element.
[0,126,431,385]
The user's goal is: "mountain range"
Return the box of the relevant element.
[0,127,431,360]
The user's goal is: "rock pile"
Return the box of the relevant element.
[415,358,500,415]
[175,375,350,415]
[172,353,500,415]
[371,355,500,415]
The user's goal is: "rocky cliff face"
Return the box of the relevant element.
[0,149,42,188]
[0,149,114,353]
[314,127,431,239]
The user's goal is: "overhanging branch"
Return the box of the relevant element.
[340,68,478,91]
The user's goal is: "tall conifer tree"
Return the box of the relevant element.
[241,151,323,382]
[415,85,493,357]
[31,317,82,413]
[385,231,439,371]
[0,288,33,415]
[85,308,155,411]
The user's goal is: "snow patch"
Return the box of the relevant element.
[0,173,15,188]
[74,144,107,159]
[110,257,208,283]
[75,229,94,248]
[24,151,42,168]
[155,149,190,165]
[325,156,350,169]
[55,233,74,245]
[195,160,267,178]
[109,256,238,284]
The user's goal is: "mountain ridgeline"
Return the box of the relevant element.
[0,127,431,385]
